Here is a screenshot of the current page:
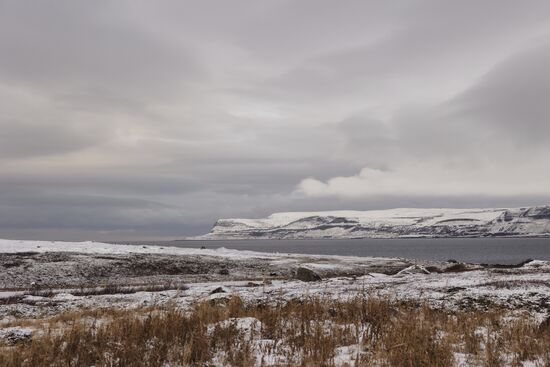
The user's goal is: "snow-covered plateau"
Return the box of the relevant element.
[196,206,550,239]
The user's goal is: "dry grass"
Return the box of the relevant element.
[23,282,189,298]
[1,295,549,366]
[477,279,550,289]
[0,283,189,307]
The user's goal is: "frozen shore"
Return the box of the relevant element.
[1,239,549,320]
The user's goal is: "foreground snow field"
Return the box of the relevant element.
[1,239,549,318]
[197,206,550,239]
[1,239,550,366]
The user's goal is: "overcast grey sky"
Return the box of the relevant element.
[1,0,550,240]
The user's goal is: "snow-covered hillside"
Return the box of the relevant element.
[196,206,550,239]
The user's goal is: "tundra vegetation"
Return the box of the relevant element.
[1,295,549,367]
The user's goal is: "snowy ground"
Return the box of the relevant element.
[1,239,549,317]
[0,239,409,290]
[1,238,550,365]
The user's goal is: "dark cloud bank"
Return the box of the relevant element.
[1,0,550,240]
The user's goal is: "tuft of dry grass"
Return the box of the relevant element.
[1,295,549,366]
[23,282,189,298]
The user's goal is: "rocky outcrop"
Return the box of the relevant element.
[196,206,550,239]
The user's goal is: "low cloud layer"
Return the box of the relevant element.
[1,1,550,240]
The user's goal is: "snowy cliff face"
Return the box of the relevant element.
[196,207,550,239]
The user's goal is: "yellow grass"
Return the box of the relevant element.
[1,295,549,366]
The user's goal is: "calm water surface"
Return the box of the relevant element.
[129,238,550,265]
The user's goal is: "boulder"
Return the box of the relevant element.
[295,267,322,282]
[210,286,227,294]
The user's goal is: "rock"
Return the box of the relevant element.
[444,263,468,273]
[207,293,231,306]
[0,327,32,345]
[425,266,443,273]
[210,286,226,294]
[396,265,431,276]
[447,286,466,294]
[518,258,535,267]
[295,267,322,282]
[503,210,514,221]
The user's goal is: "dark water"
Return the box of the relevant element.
[128,238,550,265]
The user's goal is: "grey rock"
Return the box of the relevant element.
[295,267,322,282]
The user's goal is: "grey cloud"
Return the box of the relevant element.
[252,0,550,108]
[1,1,549,240]
[0,119,105,158]
[0,1,201,108]
[0,171,201,197]
[336,39,550,161]
[452,41,550,143]
[296,36,550,199]
[0,190,188,231]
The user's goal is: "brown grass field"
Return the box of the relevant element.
[1,295,549,367]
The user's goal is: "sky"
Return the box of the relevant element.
[1,0,550,241]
